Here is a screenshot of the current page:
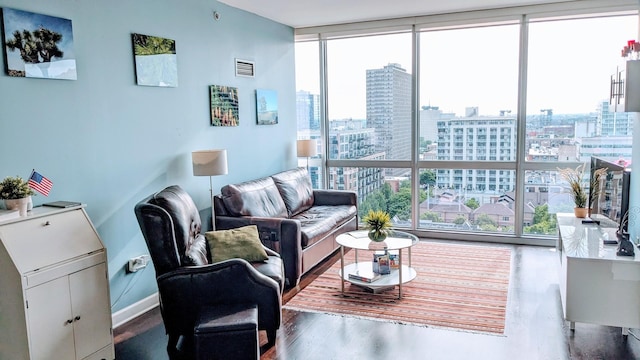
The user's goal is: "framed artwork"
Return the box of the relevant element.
[256,89,278,125]
[1,8,77,80]
[210,85,239,126]
[132,33,177,87]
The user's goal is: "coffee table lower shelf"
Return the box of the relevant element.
[339,261,417,294]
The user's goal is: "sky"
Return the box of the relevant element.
[295,14,638,119]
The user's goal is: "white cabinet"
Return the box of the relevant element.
[556,213,640,335]
[0,206,114,360]
[610,60,640,113]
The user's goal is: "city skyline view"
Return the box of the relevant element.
[296,16,637,119]
[295,12,637,238]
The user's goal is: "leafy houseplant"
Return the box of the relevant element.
[363,210,392,242]
[558,165,607,218]
[0,176,34,200]
[0,176,35,217]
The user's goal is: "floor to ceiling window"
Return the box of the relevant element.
[295,40,323,188]
[525,15,637,235]
[295,2,638,244]
[418,23,520,235]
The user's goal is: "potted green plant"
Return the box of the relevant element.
[558,165,606,218]
[363,209,392,242]
[0,176,35,216]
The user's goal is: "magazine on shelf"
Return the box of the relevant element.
[348,230,369,239]
[373,251,391,275]
[388,250,399,269]
[348,268,382,283]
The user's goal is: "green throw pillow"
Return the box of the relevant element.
[205,225,269,263]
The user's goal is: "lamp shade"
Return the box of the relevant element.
[192,149,228,176]
[297,139,318,157]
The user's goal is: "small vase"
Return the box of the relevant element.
[368,229,387,242]
[574,207,589,218]
[4,196,30,217]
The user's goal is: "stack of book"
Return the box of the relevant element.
[348,269,382,283]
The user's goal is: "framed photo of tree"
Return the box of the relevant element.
[132,33,177,87]
[1,8,77,80]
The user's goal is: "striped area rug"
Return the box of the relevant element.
[284,241,512,335]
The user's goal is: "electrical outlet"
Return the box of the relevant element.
[127,255,151,273]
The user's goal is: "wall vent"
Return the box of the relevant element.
[235,59,255,77]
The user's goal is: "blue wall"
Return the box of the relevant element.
[0,0,296,312]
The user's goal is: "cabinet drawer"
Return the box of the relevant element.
[0,209,103,273]
[25,251,105,288]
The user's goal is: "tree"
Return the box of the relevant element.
[465,198,480,210]
[358,183,393,219]
[420,170,436,187]
[475,214,497,228]
[6,28,64,64]
[532,204,553,225]
[388,181,426,221]
[453,216,467,225]
[133,33,176,55]
[524,204,557,235]
[420,211,441,222]
[358,180,427,222]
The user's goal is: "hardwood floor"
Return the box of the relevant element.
[114,240,640,360]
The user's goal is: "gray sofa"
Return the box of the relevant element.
[213,167,358,288]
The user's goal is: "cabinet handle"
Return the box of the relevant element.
[65,319,73,325]
[74,315,81,321]
[43,221,51,226]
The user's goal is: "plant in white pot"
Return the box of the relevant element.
[0,176,35,216]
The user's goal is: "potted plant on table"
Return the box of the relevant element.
[558,164,607,218]
[363,209,392,242]
[0,176,35,216]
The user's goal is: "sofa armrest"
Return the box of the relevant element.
[216,215,303,287]
[157,259,281,337]
[313,190,357,207]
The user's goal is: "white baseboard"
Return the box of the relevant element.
[112,292,159,329]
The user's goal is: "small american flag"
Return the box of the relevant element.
[28,170,53,196]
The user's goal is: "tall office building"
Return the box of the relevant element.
[366,63,411,176]
[436,113,517,192]
[596,100,633,136]
[296,90,320,130]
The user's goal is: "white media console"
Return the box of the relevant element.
[557,213,640,335]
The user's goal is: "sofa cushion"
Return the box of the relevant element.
[271,168,314,217]
[293,205,357,248]
[221,177,288,218]
[205,225,269,263]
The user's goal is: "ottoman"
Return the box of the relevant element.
[194,304,260,360]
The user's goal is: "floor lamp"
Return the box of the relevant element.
[192,149,228,231]
[297,139,318,171]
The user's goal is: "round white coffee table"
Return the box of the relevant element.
[336,230,419,299]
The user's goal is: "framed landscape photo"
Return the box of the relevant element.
[132,33,177,87]
[210,85,239,126]
[1,8,77,80]
[256,89,278,125]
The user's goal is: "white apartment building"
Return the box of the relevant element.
[437,114,517,192]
